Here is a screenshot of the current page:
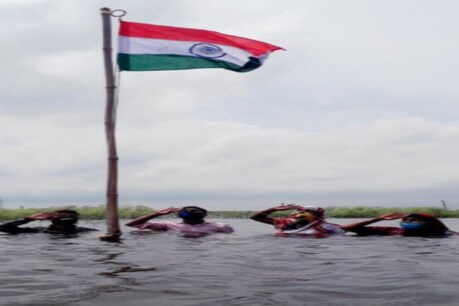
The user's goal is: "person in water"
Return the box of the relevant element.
[341,212,458,237]
[0,210,97,234]
[250,204,344,236]
[125,206,234,234]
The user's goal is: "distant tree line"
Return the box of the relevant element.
[1,205,459,221]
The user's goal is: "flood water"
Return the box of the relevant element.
[1,218,459,306]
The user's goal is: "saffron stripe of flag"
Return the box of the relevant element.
[117,21,284,73]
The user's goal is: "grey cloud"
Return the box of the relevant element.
[1,1,459,209]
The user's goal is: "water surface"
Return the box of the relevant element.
[1,218,459,306]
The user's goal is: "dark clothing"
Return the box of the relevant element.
[351,226,456,237]
[0,218,97,234]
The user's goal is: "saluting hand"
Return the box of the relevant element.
[28,212,54,220]
[270,204,302,211]
[155,207,181,215]
[378,212,409,220]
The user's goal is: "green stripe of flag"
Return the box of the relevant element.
[117,54,243,72]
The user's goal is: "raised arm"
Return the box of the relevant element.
[0,212,54,234]
[0,218,34,233]
[250,204,301,225]
[125,207,180,227]
[341,212,407,234]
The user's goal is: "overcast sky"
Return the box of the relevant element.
[1,0,459,210]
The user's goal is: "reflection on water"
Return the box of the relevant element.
[1,219,459,306]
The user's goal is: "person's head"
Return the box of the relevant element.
[400,213,449,236]
[177,206,207,224]
[286,207,325,230]
[49,210,79,229]
[290,207,324,221]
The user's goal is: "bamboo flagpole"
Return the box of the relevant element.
[97,8,282,241]
[100,7,122,241]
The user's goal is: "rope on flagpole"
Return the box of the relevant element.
[109,9,127,18]
[113,67,121,126]
[100,9,127,18]
[99,9,124,127]
[108,9,124,126]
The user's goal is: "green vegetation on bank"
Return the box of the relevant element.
[0,205,459,221]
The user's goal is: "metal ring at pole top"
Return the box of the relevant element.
[110,9,127,18]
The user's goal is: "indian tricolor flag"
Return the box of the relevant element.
[117,21,284,73]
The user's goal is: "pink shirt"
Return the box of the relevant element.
[134,221,234,234]
[273,218,344,235]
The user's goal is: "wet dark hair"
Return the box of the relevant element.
[291,207,325,220]
[54,210,79,216]
[303,207,325,219]
[404,213,449,236]
[179,206,207,217]
[51,210,79,224]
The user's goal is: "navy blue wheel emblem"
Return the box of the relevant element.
[189,43,226,58]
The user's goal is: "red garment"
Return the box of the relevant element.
[272,217,343,235]
[353,226,404,236]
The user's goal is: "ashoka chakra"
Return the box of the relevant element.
[189,43,226,58]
